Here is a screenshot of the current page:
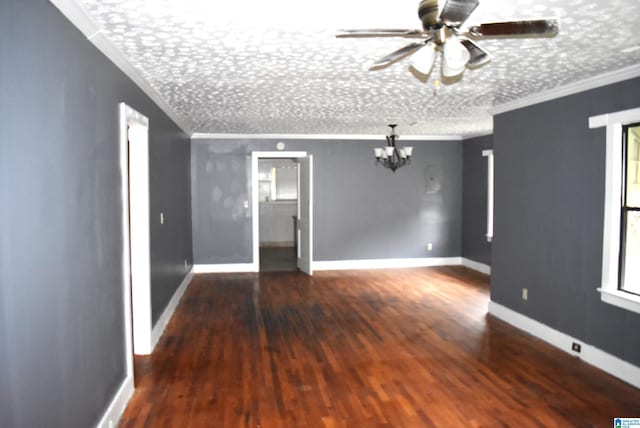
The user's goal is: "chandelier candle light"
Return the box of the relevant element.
[374,124,413,172]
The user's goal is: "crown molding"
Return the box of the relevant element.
[191,133,463,141]
[461,130,494,139]
[49,0,192,135]
[490,63,640,116]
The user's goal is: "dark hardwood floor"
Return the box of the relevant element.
[259,246,297,272]
[121,267,640,427]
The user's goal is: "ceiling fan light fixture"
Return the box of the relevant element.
[442,37,470,77]
[409,42,436,75]
[337,1,560,84]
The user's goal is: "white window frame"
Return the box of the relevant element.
[589,107,640,314]
[482,149,494,242]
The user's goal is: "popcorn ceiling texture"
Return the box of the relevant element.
[79,0,640,136]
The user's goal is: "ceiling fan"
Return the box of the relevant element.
[337,0,559,79]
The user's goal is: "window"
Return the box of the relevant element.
[620,124,640,295]
[589,108,640,314]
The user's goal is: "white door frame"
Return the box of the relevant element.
[296,155,314,275]
[251,151,309,272]
[119,103,152,359]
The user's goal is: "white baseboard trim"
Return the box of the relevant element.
[149,269,194,352]
[461,258,491,275]
[313,257,462,271]
[194,258,482,274]
[95,375,134,428]
[193,263,257,273]
[489,301,640,389]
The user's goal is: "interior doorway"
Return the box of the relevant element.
[258,158,298,272]
[119,103,152,389]
[251,151,313,275]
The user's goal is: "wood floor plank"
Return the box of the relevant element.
[120,267,640,427]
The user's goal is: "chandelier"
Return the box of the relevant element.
[374,125,413,172]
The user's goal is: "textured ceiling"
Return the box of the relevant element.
[77,0,640,136]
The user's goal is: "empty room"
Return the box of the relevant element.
[2,0,640,426]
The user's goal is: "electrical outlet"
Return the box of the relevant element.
[571,342,581,353]
[522,288,528,301]
[427,242,433,251]
[184,259,188,269]
[160,212,164,224]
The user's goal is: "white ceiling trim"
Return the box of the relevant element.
[48,0,192,135]
[191,133,463,141]
[461,130,494,139]
[490,63,640,116]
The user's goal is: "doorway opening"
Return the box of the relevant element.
[251,151,313,275]
[119,103,152,388]
[258,158,298,272]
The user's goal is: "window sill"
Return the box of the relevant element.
[598,287,640,314]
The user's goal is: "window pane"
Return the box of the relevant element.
[627,126,640,208]
[622,210,640,294]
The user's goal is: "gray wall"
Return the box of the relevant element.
[149,127,193,324]
[192,139,462,263]
[0,1,192,426]
[492,76,640,367]
[462,135,493,265]
[0,279,12,425]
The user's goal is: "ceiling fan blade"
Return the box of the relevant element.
[336,29,424,39]
[469,18,559,37]
[369,42,428,70]
[439,0,480,26]
[460,38,491,67]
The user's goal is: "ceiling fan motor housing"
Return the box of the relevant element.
[418,0,441,30]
